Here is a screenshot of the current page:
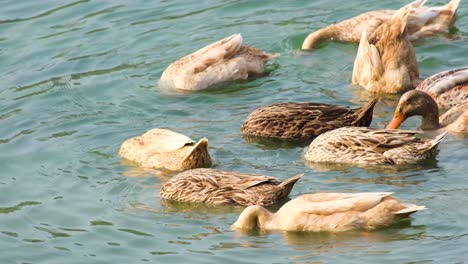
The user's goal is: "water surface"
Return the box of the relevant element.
[1,1,467,263]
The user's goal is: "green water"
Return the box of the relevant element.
[1,1,467,263]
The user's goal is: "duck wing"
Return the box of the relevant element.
[188,34,243,74]
[352,30,385,91]
[143,128,195,153]
[209,169,282,189]
[416,67,468,108]
[320,127,421,152]
[295,192,393,215]
[241,102,373,140]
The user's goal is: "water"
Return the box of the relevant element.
[1,1,467,263]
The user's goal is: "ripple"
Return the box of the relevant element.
[118,228,153,237]
[0,0,90,24]
[0,201,41,214]
[34,226,71,238]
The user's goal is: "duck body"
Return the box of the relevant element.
[302,0,459,49]
[304,126,446,165]
[387,90,468,133]
[159,34,279,91]
[160,168,302,206]
[119,129,212,171]
[352,5,420,94]
[241,99,377,141]
[352,3,468,103]
[232,192,426,232]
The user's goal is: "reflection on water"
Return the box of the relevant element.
[242,134,311,149]
[304,155,440,174]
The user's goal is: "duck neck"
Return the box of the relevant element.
[420,109,441,130]
[302,26,339,50]
[232,205,273,230]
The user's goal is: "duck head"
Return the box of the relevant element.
[387,90,440,130]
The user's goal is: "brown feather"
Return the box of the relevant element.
[160,169,302,206]
[241,100,377,141]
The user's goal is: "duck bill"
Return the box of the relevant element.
[386,113,406,129]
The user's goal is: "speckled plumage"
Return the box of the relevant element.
[416,67,468,108]
[304,127,447,165]
[302,0,459,49]
[159,34,279,91]
[119,129,212,171]
[160,168,302,206]
[232,192,426,232]
[241,99,377,141]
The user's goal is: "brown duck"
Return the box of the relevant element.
[160,168,303,206]
[304,126,447,165]
[387,90,468,133]
[241,99,377,141]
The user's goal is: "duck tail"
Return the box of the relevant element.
[182,138,212,169]
[276,174,303,199]
[428,131,448,151]
[393,203,427,218]
[278,173,303,189]
[444,0,460,15]
[352,99,378,127]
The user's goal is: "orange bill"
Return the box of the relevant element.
[386,114,406,129]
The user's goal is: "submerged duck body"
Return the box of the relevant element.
[160,168,302,206]
[119,129,212,171]
[159,34,279,91]
[304,126,446,165]
[241,100,377,141]
[387,90,468,133]
[302,0,459,49]
[232,192,426,232]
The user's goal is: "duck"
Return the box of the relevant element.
[119,128,212,171]
[386,90,468,133]
[232,192,426,232]
[241,99,378,141]
[159,34,279,91]
[302,0,459,49]
[160,168,303,206]
[303,126,447,165]
[352,4,468,103]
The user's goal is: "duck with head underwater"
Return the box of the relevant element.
[232,192,426,232]
[352,4,468,108]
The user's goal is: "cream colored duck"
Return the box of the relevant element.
[352,4,468,104]
[387,90,468,133]
[160,168,303,206]
[241,99,377,141]
[119,128,212,171]
[232,192,426,232]
[302,0,459,49]
[159,34,279,91]
[304,126,447,165]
